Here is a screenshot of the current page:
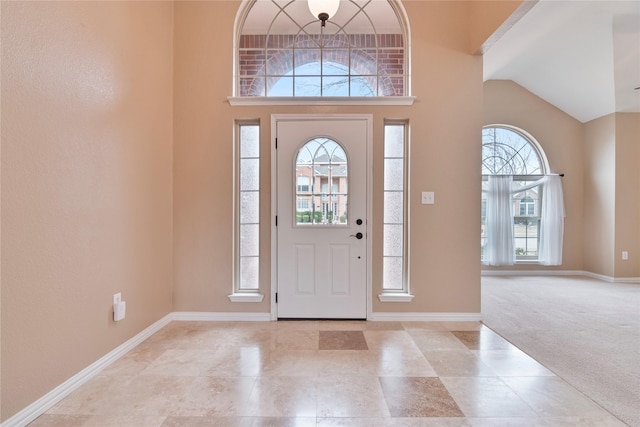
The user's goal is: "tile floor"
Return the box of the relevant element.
[30,321,627,426]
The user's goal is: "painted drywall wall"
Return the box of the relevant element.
[1,1,174,421]
[583,114,617,277]
[614,113,640,278]
[172,0,484,314]
[468,0,533,54]
[482,80,585,271]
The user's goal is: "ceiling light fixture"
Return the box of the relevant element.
[308,0,340,27]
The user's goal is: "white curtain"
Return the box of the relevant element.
[484,175,515,266]
[539,175,565,265]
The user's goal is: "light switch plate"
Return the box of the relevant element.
[421,191,435,205]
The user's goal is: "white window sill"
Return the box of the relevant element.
[228,96,416,107]
[228,293,265,303]
[378,293,415,302]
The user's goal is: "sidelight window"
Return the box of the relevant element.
[379,121,412,301]
[230,121,264,302]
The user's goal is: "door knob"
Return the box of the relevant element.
[350,232,364,240]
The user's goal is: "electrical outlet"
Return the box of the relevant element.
[622,251,629,260]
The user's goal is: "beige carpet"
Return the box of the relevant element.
[482,275,640,427]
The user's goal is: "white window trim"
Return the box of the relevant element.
[378,293,415,302]
[229,120,264,303]
[379,120,412,302]
[228,293,265,303]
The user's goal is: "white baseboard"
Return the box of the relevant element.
[581,271,640,284]
[482,269,640,284]
[481,269,584,277]
[368,312,482,322]
[170,312,272,321]
[1,314,173,427]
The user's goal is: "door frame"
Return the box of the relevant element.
[270,114,373,320]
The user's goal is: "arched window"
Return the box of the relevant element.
[482,125,549,262]
[235,0,409,97]
[295,137,348,225]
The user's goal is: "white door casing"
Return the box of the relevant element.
[272,115,372,319]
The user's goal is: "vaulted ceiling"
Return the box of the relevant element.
[483,0,640,123]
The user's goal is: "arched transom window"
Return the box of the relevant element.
[236,0,408,97]
[295,138,348,225]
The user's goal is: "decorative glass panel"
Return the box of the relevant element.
[237,123,260,291]
[383,123,407,292]
[383,224,403,257]
[383,257,403,290]
[295,137,348,225]
[240,158,260,191]
[384,159,404,191]
[240,192,259,223]
[239,257,259,290]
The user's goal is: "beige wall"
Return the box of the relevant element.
[172,0,484,314]
[583,115,617,277]
[468,0,534,54]
[483,80,585,271]
[614,113,640,277]
[1,1,174,421]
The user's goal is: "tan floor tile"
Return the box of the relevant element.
[28,414,92,427]
[379,377,464,417]
[316,350,378,376]
[162,416,316,427]
[318,320,366,331]
[275,321,320,331]
[317,417,472,426]
[467,416,628,427]
[201,346,267,377]
[261,349,319,377]
[363,330,418,351]
[475,348,555,377]
[441,322,484,331]
[316,375,390,418]
[440,376,536,417]
[362,321,405,331]
[409,330,471,351]
[275,330,319,350]
[451,329,513,351]
[101,346,166,377]
[140,349,219,376]
[501,377,615,418]
[239,377,317,417]
[422,350,497,377]
[401,321,448,331]
[368,346,437,377]
[169,376,256,417]
[319,330,368,350]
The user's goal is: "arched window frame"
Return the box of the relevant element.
[229,0,415,106]
[481,124,550,262]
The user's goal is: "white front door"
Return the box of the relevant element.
[275,116,370,319]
